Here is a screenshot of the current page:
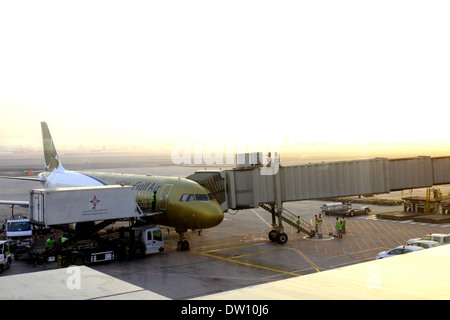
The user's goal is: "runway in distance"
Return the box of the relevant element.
[1,122,224,250]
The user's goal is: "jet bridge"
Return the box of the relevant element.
[187,154,450,244]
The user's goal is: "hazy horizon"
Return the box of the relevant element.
[2,139,450,164]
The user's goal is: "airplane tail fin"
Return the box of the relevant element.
[41,122,65,172]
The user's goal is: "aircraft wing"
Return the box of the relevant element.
[0,200,30,207]
[0,175,44,182]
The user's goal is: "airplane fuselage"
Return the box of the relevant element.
[39,169,224,230]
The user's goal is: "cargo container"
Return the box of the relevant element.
[29,186,139,226]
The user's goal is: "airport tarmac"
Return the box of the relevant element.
[1,154,450,299]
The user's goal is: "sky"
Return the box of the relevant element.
[1,1,449,158]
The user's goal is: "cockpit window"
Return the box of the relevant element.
[207,193,215,200]
[179,193,210,202]
[195,194,209,201]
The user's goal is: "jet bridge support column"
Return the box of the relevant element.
[265,204,288,244]
[266,171,288,245]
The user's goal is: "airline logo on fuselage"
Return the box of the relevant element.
[90,196,100,209]
[115,180,162,194]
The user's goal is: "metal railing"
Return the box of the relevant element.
[280,207,315,237]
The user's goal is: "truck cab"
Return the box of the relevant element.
[132,226,164,255]
[408,233,450,245]
[0,240,12,272]
[4,219,33,258]
[5,219,32,239]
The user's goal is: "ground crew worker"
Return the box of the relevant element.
[317,214,323,238]
[314,215,318,233]
[334,217,340,237]
[46,236,55,250]
[61,234,68,243]
[342,217,346,235]
[296,216,301,233]
[337,220,343,239]
[151,191,157,212]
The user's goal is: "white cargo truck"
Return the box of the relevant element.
[5,219,32,239]
[26,185,164,266]
[29,185,140,226]
[3,219,33,260]
[407,233,450,245]
[56,225,164,266]
[27,224,165,266]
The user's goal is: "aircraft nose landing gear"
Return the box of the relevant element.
[176,227,190,251]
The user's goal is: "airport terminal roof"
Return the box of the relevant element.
[1,246,449,300]
[198,245,450,300]
[0,266,169,300]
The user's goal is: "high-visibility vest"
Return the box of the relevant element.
[151,193,156,201]
[342,218,346,225]
[46,238,55,248]
[296,218,301,225]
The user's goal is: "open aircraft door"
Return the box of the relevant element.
[159,184,173,211]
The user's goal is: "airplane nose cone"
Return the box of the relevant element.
[199,202,224,228]
[213,203,225,225]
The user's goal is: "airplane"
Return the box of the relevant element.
[0,122,224,250]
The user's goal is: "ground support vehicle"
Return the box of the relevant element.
[2,219,33,261]
[0,240,12,272]
[407,233,450,245]
[407,240,442,249]
[27,221,164,267]
[23,185,164,266]
[320,202,371,217]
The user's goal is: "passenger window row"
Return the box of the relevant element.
[55,183,83,188]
